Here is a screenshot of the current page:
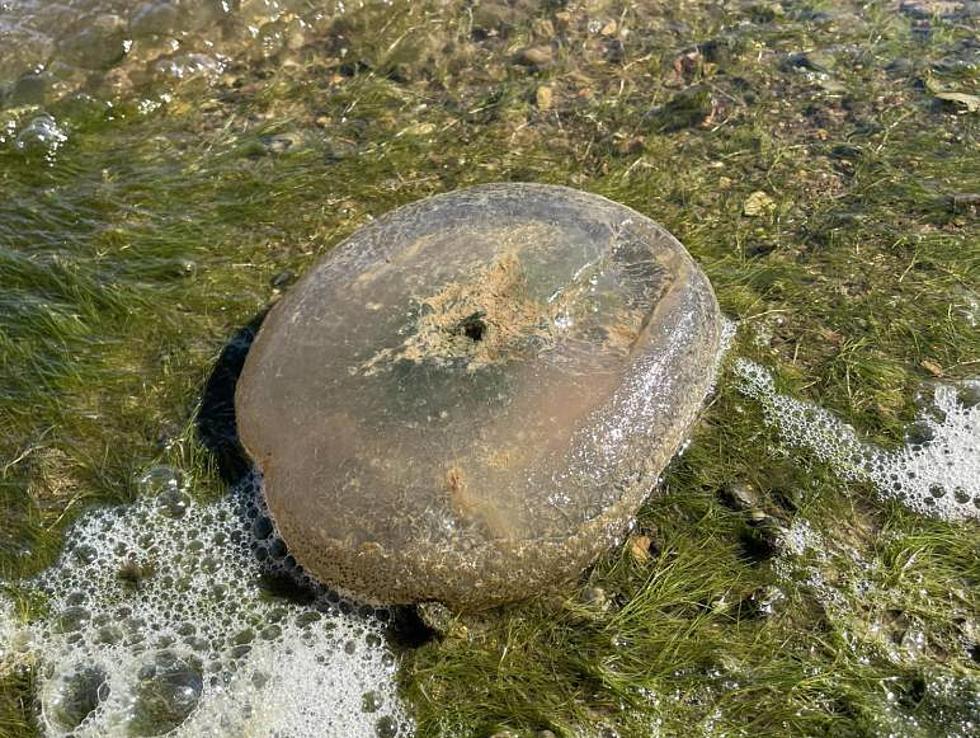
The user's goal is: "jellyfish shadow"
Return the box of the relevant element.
[195,312,437,648]
[196,311,266,488]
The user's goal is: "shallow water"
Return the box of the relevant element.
[1,0,978,736]
[1,0,332,96]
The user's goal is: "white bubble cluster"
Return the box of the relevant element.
[705,316,737,398]
[0,472,412,738]
[735,359,980,521]
[14,114,68,161]
[0,596,19,666]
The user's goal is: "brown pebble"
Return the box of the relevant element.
[531,18,555,40]
[629,535,652,563]
[516,45,553,69]
[535,85,554,110]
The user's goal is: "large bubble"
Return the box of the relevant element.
[42,662,110,731]
[0,473,413,738]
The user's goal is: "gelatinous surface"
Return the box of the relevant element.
[237,183,722,609]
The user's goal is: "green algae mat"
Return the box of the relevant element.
[1,1,978,737]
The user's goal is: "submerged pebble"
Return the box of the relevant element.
[236,183,723,610]
[10,73,48,105]
[130,2,184,38]
[57,15,129,70]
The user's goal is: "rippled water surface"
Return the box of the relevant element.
[2,0,333,93]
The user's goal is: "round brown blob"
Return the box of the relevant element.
[235,183,722,610]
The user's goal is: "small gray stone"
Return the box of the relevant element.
[236,184,722,610]
[130,2,183,38]
[11,73,48,105]
[720,482,760,510]
[58,14,129,70]
[417,602,454,634]
[471,0,536,37]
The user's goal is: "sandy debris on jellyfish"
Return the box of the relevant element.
[735,359,980,521]
[0,473,412,738]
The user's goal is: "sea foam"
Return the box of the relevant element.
[735,359,979,521]
[0,472,411,738]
